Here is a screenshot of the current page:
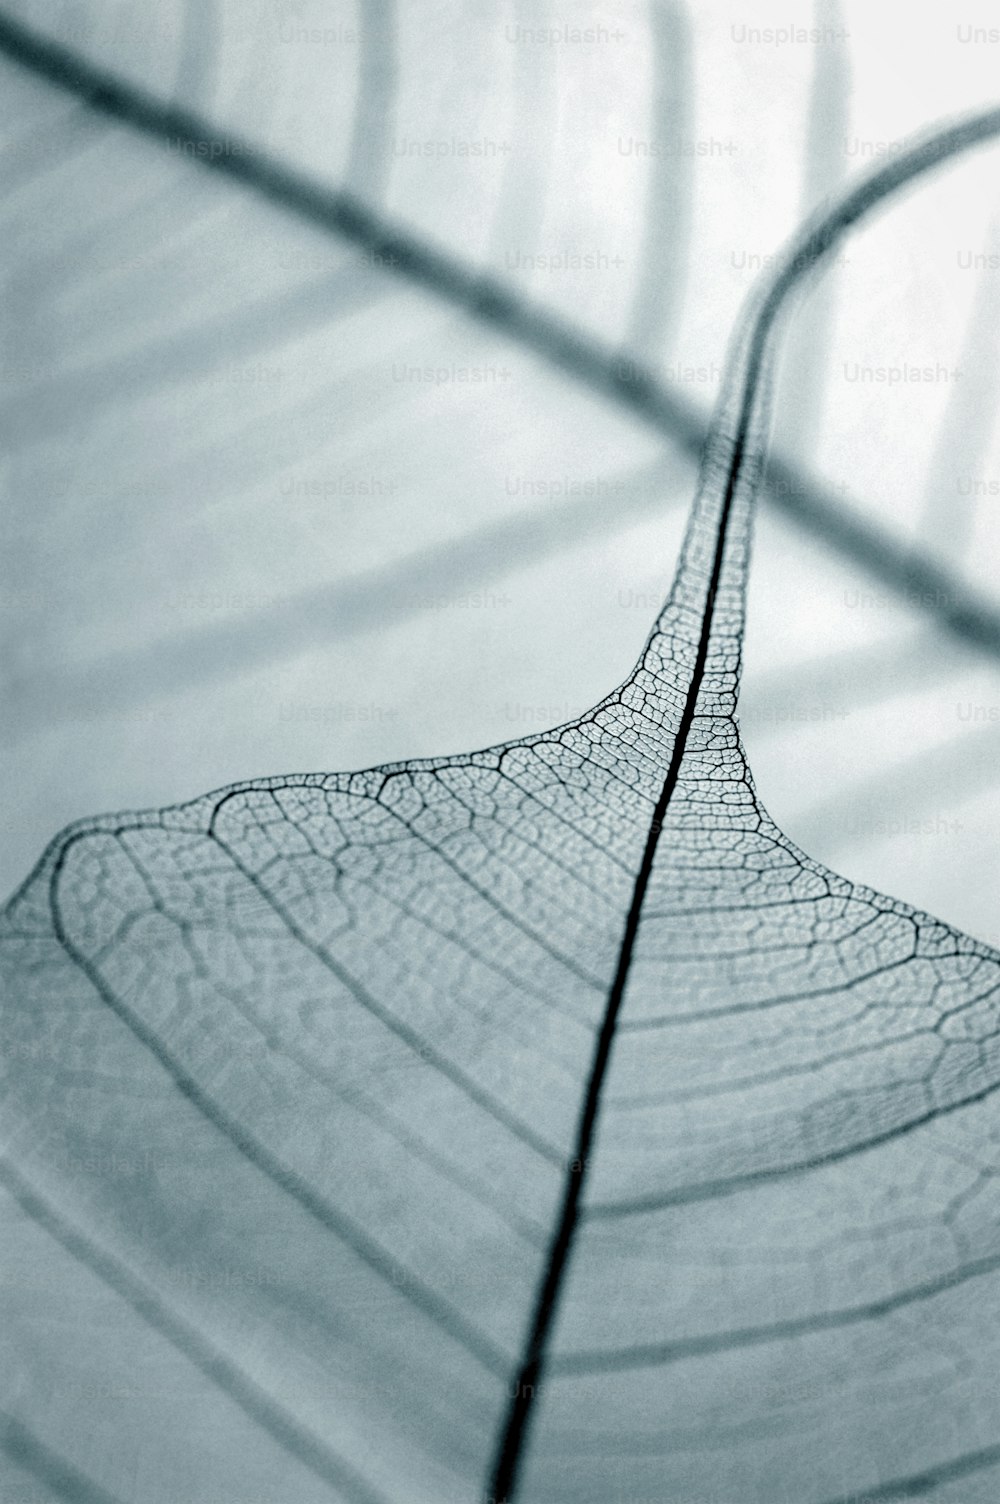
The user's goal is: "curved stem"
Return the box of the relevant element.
[487,100,1000,1504]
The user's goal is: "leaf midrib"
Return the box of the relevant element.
[488,103,1000,1496]
[486,320,766,1504]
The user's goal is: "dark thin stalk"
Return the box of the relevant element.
[487,101,1000,1500]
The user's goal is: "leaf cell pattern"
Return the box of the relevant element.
[4,12,1000,1504]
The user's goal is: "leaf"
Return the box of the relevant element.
[5,103,1000,1504]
